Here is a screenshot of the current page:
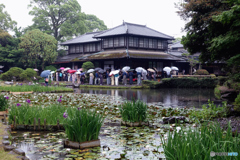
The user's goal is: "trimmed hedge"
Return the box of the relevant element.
[161,78,218,88]
[195,69,209,75]
[0,67,24,81]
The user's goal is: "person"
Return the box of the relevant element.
[77,74,80,84]
[142,71,147,80]
[153,72,156,81]
[72,73,76,83]
[89,72,94,85]
[182,69,185,75]
[45,77,49,86]
[137,72,142,85]
[114,73,119,86]
[65,72,68,81]
[129,71,133,85]
[56,72,58,81]
[99,73,103,85]
[122,71,127,85]
[106,71,110,85]
[193,68,196,74]
[111,74,114,85]
[59,72,62,81]
[95,71,99,85]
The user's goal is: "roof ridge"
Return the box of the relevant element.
[125,22,146,27]
[94,24,126,37]
[145,26,174,39]
[60,33,88,44]
[86,31,104,35]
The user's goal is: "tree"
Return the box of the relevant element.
[0,4,17,31]
[178,0,231,63]
[19,29,58,70]
[85,14,107,32]
[82,61,94,71]
[182,53,199,75]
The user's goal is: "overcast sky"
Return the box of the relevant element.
[1,0,186,38]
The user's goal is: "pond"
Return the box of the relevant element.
[74,88,218,108]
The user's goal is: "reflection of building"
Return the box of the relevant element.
[169,41,225,75]
[55,22,183,71]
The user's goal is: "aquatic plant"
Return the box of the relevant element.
[64,108,104,143]
[0,84,73,92]
[120,99,148,122]
[161,122,240,160]
[0,95,9,111]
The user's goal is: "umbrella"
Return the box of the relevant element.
[154,67,158,72]
[135,67,144,72]
[112,70,120,75]
[64,67,71,71]
[98,69,104,73]
[142,69,147,74]
[51,71,55,74]
[69,70,77,74]
[40,70,51,78]
[60,67,65,70]
[128,69,134,72]
[109,71,114,76]
[95,67,102,71]
[0,70,3,73]
[57,69,61,72]
[163,67,171,72]
[34,69,38,71]
[122,66,130,72]
[0,65,4,69]
[78,68,83,71]
[171,66,179,71]
[76,71,81,74]
[87,69,95,73]
[147,68,155,72]
[80,72,85,76]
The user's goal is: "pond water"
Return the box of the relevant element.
[74,88,218,108]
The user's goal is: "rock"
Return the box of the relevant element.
[4,145,15,151]
[13,148,25,156]
[2,140,10,145]
[72,83,80,88]
[221,90,238,102]
[3,136,9,140]
[4,81,13,85]
[162,116,186,124]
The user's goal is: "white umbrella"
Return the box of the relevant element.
[112,70,120,75]
[87,69,95,73]
[135,67,144,72]
[171,66,179,71]
[122,66,130,72]
[64,67,71,71]
[163,67,171,72]
[34,69,38,71]
[109,71,114,76]
[76,71,81,74]
[142,69,147,74]
[51,71,55,74]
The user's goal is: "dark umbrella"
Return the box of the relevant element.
[80,72,85,76]
[40,70,51,78]
[98,69,104,73]
[0,70,3,73]
[57,69,61,72]
[94,67,102,71]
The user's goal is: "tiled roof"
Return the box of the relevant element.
[54,53,92,64]
[60,31,103,45]
[94,22,174,40]
[171,41,183,48]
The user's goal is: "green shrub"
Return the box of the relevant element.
[82,61,94,71]
[234,93,240,112]
[218,76,228,85]
[45,65,57,71]
[195,69,209,75]
[19,68,37,81]
[1,67,24,81]
[64,108,104,143]
[0,94,9,111]
[120,100,148,122]
[214,85,221,99]
[161,122,240,160]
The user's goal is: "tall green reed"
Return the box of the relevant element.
[64,108,104,143]
[0,94,9,111]
[120,99,148,122]
[161,122,240,160]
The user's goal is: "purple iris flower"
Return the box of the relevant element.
[78,107,81,110]
[26,99,31,103]
[4,96,9,100]
[57,99,62,103]
[20,83,22,86]
[60,95,62,99]
[16,103,21,107]
[63,112,68,118]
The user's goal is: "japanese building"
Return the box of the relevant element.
[55,22,183,72]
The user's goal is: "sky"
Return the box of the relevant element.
[1,0,187,38]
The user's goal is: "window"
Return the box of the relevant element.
[114,37,119,47]
[144,38,148,48]
[119,37,124,46]
[153,39,157,48]
[80,45,83,52]
[69,45,75,53]
[149,39,153,48]
[163,41,168,50]
[84,44,90,52]
[76,45,80,53]
[133,37,138,47]
[109,38,113,47]
[139,38,144,47]
[129,37,133,47]
[158,40,163,49]
[149,61,152,68]
[157,62,163,71]
[103,39,108,48]
[96,43,101,51]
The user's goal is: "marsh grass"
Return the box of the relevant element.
[120,99,147,122]
[64,108,104,143]
[0,94,8,111]
[161,122,240,160]
[0,84,73,92]
[8,104,72,125]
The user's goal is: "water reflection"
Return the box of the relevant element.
[74,88,218,108]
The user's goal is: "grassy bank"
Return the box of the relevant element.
[0,85,73,92]
[80,84,143,89]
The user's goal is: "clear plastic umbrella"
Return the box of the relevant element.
[122,66,130,72]
[171,66,179,71]
[147,68,155,72]
[87,69,95,73]
[163,67,171,72]
[64,67,71,71]
[135,67,144,72]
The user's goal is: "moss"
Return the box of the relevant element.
[142,80,163,88]
[214,85,221,100]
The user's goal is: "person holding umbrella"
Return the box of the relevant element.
[111,74,114,85]
[106,70,110,85]
[114,72,119,86]
[137,72,142,85]
[129,70,133,85]
[89,72,94,85]
[122,71,127,85]
[99,72,103,85]
[95,71,99,85]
